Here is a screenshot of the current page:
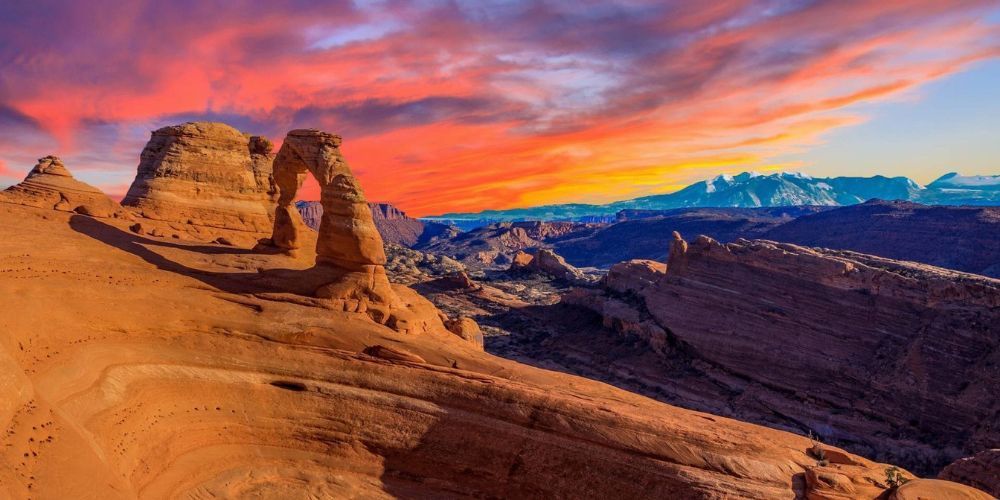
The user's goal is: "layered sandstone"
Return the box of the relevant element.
[3,200,985,499]
[566,234,1000,474]
[121,122,276,233]
[0,155,128,218]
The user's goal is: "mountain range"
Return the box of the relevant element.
[428,171,999,228]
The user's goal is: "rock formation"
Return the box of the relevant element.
[266,129,424,331]
[121,122,276,233]
[509,248,588,282]
[939,450,1000,496]
[3,199,988,499]
[0,155,128,218]
[565,233,1000,474]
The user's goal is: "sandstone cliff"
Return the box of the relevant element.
[565,234,1000,475]
[121,122,276,233]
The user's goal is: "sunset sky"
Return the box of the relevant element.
[1,1,998,216]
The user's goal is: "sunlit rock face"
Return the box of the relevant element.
[122,121,276,233]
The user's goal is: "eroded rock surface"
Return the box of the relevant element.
[121,122,276,233]
[566,234,1000,474]
[0,155,128,219]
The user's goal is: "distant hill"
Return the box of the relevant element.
[762,199,1000,277]
[427,171,998,229]
[554,207,832,268]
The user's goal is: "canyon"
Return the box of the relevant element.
[0,121,995,499]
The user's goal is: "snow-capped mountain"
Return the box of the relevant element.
[613,171,923,210]
[916,172,1000,205]
[427,171,997,227]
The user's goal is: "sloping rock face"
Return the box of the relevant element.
[566,234,1000,474]
[121,122,276,233]
[939,450,1000,496]
[0,200,967,499]
[0,156,128,218]
[763,200,1000,277]
[296,200,454,247]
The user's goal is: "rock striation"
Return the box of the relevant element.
[0,156,128,218]
[939,450,1000,497]
[566,233,1000,474]
[121,122,276,233]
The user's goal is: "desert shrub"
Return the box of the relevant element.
[885,466,909,488]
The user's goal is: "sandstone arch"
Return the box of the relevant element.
[269,129,397,307]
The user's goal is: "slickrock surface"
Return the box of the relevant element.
[565,234,1000,475]
[121,122,276,234]
[0,155,128,218]
[3,200,972,499]
[763,199,1000,277]
[940,450,1000,496]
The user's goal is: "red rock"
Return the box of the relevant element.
[569,233,1000,473]
[121,122,276,233]
[939,450,1000,497]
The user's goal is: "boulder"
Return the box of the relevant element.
[445,317,484,348]
[121,122,275,233]
[0,155,127,219]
